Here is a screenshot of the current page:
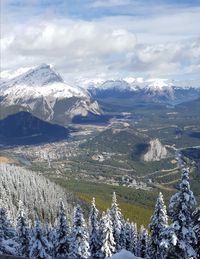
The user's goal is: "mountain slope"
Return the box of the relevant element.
[0,111,70,146]
[0,64,100,125]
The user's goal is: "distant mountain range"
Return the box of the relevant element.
[0,111,70,146]
[1,64,200,127]
[81,77,200,91]
[84,78,200,105]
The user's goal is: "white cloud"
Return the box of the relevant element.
[1,3,200,81]
[1,19,137,78]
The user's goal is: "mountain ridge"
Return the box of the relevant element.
[85,78,200,105]
[1,64,200,125]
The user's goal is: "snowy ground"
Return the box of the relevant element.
[109,249,141,259]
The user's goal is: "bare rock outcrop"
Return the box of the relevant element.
[143,138,168,161]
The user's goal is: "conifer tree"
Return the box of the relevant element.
[55,201,70,257]
[148,192,168,259]
[119,219,134,252]
[0,206,16,240]
[131,223,138,256]
[119,219,126,250]
[89,198,100,258]
[45,223,55,257]
[70,204,90,259]
[160,225,178,259]
[0,205,18,255]
[16,201,30,257]
[98,210,116,258]
[110,192,123,251]
[193,206,200,258]
[124,219,133,252]
[167,166,197,259]
[138,225,149,258]
[29,218,51,259]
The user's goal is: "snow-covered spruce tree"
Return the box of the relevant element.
[193,206,200,258]
[29,217,51,259]
[70,204,90,259]
[124,220,138,254]
[0,204,18,256]
[167,165,197,258]
[131,223,138,256]
[119,218,134,252]
[160,225,178,259]
[119,219,126,250]
[44,223,55,257]
[138,225,149,258]
[89,197,100,258]
[16,201,30,257]
[97,210,116,258]
[55,201,70,257]
[148,192,168,259]
[110,192,123,251]
[124,219,133,252]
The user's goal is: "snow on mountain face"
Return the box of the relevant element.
[85,78,140,91]
[84,78,174,101]
[83,77,200,92]
[83,77,200,103]
[77,78,105,89]
[0,64,100,124]
[98,80,134,91]
[145,79,171,92]
[143,78,174,99]
[0,66,34,80]
[1,64,64,89]
[2,81,88,100]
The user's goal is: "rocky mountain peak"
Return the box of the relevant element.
[1,63,64,89]
[143,138,168,161]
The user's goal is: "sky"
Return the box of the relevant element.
[1,0,200,82]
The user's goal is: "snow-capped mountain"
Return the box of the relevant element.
[87,80,138,99]
[0,64,100,125]
[83,77,200,104]
[83,77,200,91]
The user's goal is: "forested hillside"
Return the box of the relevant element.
[0,164,73,222]
[0,155,199,258]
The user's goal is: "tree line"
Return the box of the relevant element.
[0,154,200,258]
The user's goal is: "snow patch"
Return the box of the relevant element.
[109,249,141,259]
